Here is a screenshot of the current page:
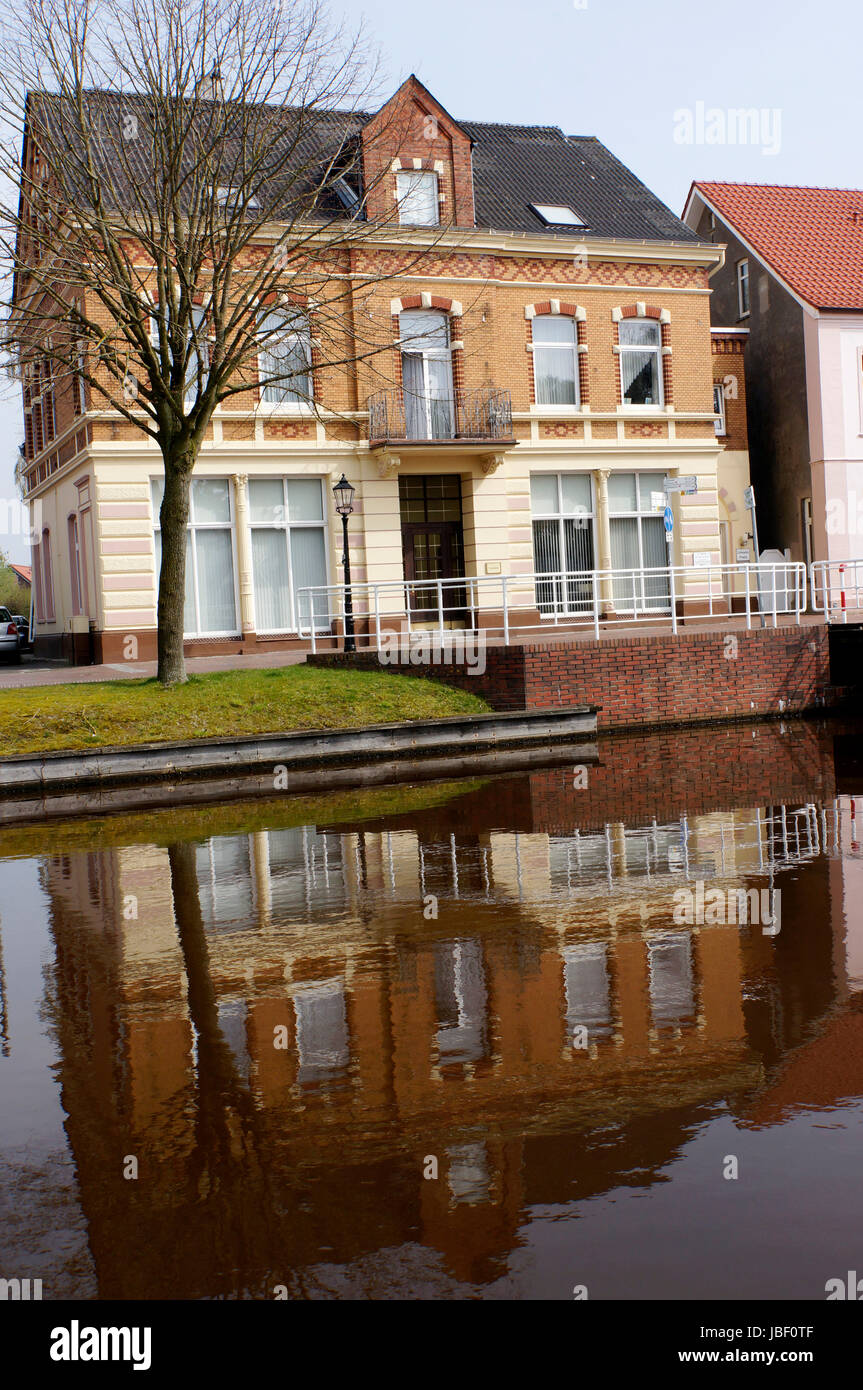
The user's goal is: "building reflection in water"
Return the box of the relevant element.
[35,747,863,1298]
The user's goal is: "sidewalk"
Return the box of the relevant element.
[0,648,308,690]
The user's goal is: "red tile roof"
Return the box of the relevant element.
[10,564,31,584]
[691,182,863,311]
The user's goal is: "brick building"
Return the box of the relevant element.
[18,76,750,662]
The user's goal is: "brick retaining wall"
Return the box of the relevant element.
[309,626,838,731]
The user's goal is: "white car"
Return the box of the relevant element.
[0,606,22,662]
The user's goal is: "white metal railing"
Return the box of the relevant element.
[297,560,807,652]
[809,559,863,622]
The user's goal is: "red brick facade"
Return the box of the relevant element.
[311,626,838,729]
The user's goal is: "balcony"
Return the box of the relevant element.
[367,385,514,449]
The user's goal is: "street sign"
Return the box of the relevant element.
[664,475,698,495]
[744,485,755,510]
[663,505,674,533]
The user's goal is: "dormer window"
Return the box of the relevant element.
[214,186,261,216]
[396,169,439,227]
[530,203,585,227]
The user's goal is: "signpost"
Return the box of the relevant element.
[744,484,760,560]
[664,505,674,546]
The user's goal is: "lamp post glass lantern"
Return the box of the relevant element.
[332,474,356,652]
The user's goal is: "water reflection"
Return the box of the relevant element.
[3,721,863,1298]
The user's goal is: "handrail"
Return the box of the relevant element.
[297,560,808,649]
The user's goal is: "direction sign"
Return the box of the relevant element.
[744,485,755,510]
[664,474,698,495]
[663,505,674,533]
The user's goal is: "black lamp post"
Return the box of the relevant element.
[332,473,356,653]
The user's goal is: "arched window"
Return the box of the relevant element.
[399,309,453,439]
[619,318,663,406]
[533,315,579,405]
[258,310,313,406]
[39,528,55,622]
[68,514,83,616]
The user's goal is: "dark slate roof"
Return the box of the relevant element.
[463,121,702,243]
[28,88,704,245]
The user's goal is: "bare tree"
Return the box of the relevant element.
[1,0,432,683]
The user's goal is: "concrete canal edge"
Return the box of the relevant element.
[0,705,598,799]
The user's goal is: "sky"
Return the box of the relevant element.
[2,0,860,562]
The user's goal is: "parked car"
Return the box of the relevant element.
[0,606,21,662]
[10,614,30,648]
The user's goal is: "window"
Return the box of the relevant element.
[184,306,208,405]
[737,258,750,317]
[248,476,328,632]
[532,315,579,406]
[396,169,438,226]
[399,309,453,438]
[434,938,488,1065]
[713,382,727,436]
[530,203,585,227]
[148,304,208,406]
[258,310,312,406]
[293,979,350,1085]
[214,185,261,217]
[619,318,663,406]
[74,342,87,416]
[68,514,84,615]
[648,933,695,1031]
[37,527,54,622]
[151,477,238,636]
[530,472,595,615]
[563,942,613,1041]
[195,835,255,929]
[608,471,670,611]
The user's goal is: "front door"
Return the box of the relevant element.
[399,476,466,625]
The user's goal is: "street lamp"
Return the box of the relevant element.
[332,473,356,653]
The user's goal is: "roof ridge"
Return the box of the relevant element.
[698,180,863,196]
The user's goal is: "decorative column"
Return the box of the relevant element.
[232,472,256,639]
[594,468,614,612]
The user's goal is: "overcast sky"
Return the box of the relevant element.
[2,0,860,561]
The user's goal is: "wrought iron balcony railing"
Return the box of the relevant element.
[367,385,513,444]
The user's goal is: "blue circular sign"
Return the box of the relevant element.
[663,506,674,533]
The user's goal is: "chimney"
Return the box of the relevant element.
[195,64,223,102]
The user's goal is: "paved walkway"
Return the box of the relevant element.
[0,649,308,690]
[0,611,827,690]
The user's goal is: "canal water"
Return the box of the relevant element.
[1,718,861,1301]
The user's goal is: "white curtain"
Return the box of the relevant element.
[195,529,237,632]
[251,528,292,631]
[290,528,328,627]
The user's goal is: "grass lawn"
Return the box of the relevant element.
[1,665,491,757]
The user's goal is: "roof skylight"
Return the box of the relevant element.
[530,203,585,226]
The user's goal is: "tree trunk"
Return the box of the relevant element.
[156,450,194,685]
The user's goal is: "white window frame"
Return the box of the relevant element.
[607,471,671,613]
[257,310,313,410]
[396,169,439,227]
[713,382,727,436]
[530,471,597,618]
[399,309,454,438]
[532,315,580,408]
[737,258,750,318]
[148,304,209,407]
[618,319,664,408]
[247,475,330,633]
[151,476,241,639]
